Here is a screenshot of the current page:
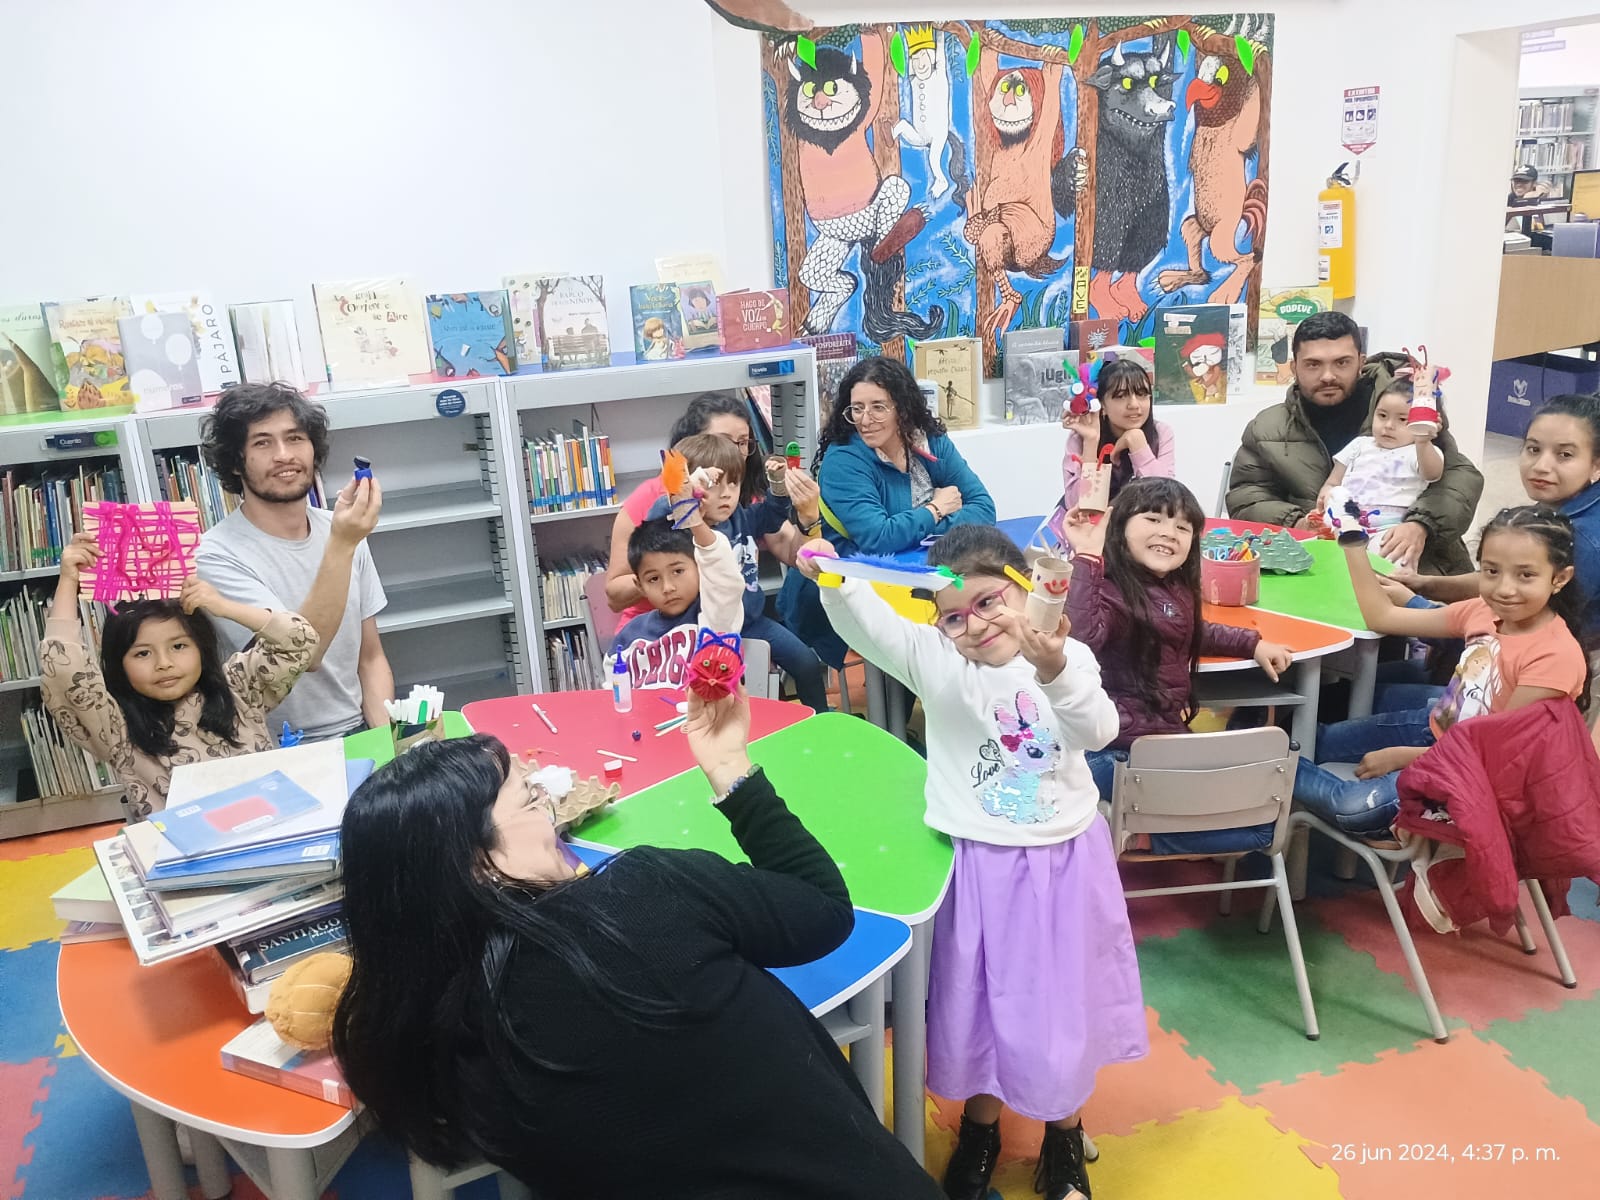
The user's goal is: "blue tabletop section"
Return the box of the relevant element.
[565,842,911,1014]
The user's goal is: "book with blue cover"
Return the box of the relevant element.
[153,770,322,860]
[425,291,515,378]
[628,283,685,361]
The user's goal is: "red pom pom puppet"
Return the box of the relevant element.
[685,629,745,701]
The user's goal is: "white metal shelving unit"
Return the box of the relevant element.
[501,347,819,691]
[0,415,139,837]
[134,377,534,711]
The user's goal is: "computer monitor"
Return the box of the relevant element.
[1569,169,1600,220]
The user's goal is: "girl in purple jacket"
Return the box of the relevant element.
[1063,478,1293,853]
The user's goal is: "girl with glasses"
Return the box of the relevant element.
[799,524,1144,1200]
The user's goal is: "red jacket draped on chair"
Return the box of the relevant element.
[1396,698,1600,934]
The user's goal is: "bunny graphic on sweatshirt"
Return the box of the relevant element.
[978,691,1064,824]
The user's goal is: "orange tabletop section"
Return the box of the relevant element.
[462,690,810,795]
[58,938,352,1143]
[1198,603,1354,668]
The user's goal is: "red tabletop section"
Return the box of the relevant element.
[462,690,812,795]
[58,938,351,1141]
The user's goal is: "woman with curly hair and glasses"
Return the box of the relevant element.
[781,356,996,668]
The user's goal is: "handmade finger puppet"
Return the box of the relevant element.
[1397,345,1449,438]
[660,450,721,529]
[1074,444,1117,513]
[1065,359,1101,417]
[685,628,746,701]
[79,501,202,603]
[1321,485,1370,545]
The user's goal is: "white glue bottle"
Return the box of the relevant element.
[610,653,633,713]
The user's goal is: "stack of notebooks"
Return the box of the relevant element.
[93,741,368,966]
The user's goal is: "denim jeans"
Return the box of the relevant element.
[744,614,831,713]
[1292,761,1401,836]
[1085,749,1275,855]
[1315,707,1436,765]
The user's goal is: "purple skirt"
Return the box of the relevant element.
[926,819,1148,1121]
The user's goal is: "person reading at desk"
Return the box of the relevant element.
[332,687,944,1199]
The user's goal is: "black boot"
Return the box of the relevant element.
[1034,1122,1091,1200]
[942,1114,1001,1200]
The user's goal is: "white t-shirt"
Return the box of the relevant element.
[1334,436,1427,517]
[197,507,386,741]
[820,579,1118,846]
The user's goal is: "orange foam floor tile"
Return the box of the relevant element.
[1245,1032,1600,1199]
[1317,891,1600,1028]
[1087,1007,1240,1137]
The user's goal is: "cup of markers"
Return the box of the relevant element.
[386,685,445,755]
[1200,538,1261,607]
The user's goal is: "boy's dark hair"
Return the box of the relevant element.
[1478,504,1593,712]
[1101,477,1208,723]
[627,518,695,574]
[1291,311,1364,357]
[926,524,1027,579]
[200,383,330,496]
[101,600,242,758]
[672,432,747,488]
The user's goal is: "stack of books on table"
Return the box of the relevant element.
[92,741,370,966]
[217,902,348,1013]
[51,864,125,943]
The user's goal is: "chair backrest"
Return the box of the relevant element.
[1110,727,1298,854]
[1214,457,1234,518]
[583,572,622,650]
[742,637,774,699]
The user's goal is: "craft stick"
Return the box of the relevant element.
[595,749,639,763]
[533,704,558,733]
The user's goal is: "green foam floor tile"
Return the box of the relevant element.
[1482,995,1600,1123]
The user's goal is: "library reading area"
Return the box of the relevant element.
[6,3,1600,1199]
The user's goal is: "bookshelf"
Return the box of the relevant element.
[501,347,819,691]
[1514,88,1599,198]
[0,417,138,836]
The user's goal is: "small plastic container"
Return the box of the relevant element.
[1200,557,1261,607]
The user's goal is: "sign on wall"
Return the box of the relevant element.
[1341,85,1379,155]
[760,15,1276,374]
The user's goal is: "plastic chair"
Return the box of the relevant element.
[1213,457,1234,518]
[1111,727,1320,1040]
[1259,762,1580,1044]
[741,638,778,700]
[582,572,622,652]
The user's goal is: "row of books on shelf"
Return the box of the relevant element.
[1515,141,1587,173]
[152,452,241,531]
[0,253,786,418]
[546,626,603,691]
[20,703,117,799]
[524,427,618,515]
[0,463,129,573]
[1518,97,1581,134]
[542,556,605,623]
[0,588,102,682]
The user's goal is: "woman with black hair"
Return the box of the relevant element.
[332,688,943,1200]
[38,532,318,820]
[781,356,995,667]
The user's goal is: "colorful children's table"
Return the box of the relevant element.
[340,710,474,765]
[461,690,811,794]
[574,712,954,1163]
[1197,604,1354,753]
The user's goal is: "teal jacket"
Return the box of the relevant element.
[818,432,996,556]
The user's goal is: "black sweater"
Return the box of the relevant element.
[456,769,942,1199]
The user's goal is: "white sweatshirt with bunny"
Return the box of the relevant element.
[821,578,1119,846]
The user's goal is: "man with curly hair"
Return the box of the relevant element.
[196,382,393,740]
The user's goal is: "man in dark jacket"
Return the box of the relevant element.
[1226,312,1483,575]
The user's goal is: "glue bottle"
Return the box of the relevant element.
[610,653,633,713]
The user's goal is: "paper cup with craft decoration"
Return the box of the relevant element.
[1075,445,1116,514]
[1025,555,1073,631]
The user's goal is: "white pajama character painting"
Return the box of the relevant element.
[1431,638,1499,734]
[782,31,944,342]
[892,26,967,203]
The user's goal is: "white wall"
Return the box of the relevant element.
[1520,22,1600,89]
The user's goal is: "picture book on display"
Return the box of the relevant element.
[914,337,981,431]
[312,278,431,388]
[677,281,720,353]
[230,301,307,389]
[800,333,859,428]
[503,275,547,368]
[425,291,515,378]
[717,289,790,353]
[220,1017,354,1107]
[1153,304,1232,405]
[1227,303,1248,400]
[119,312,204,408]
[41,298,134,410]
[1068,318,1120,355]
[0,306,60,415]
[655,253,727,296]
[629,284,686,361]
[131,291,241,394]
[1256,286,1333,384]
[540,275,611,370]
[1002,327,1066,424]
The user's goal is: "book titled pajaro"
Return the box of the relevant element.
[130,291,241,394]
[628,283,685,361]
[153,770,322,860]
[425,291,515,378]
[717,288,789,354]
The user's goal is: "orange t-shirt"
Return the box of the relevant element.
[1428,598,1586,738]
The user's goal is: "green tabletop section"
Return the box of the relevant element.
[575,713,954,922]
[342,711,474,766]
[1252,539,1392,634]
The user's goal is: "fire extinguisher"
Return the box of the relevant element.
[1317,162,1358,301]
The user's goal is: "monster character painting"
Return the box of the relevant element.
[1063,40,1177,322]
[892,25,967,204]
[1156,38,1268,305]
[783,30,944,341]
[965,45,1069,339]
